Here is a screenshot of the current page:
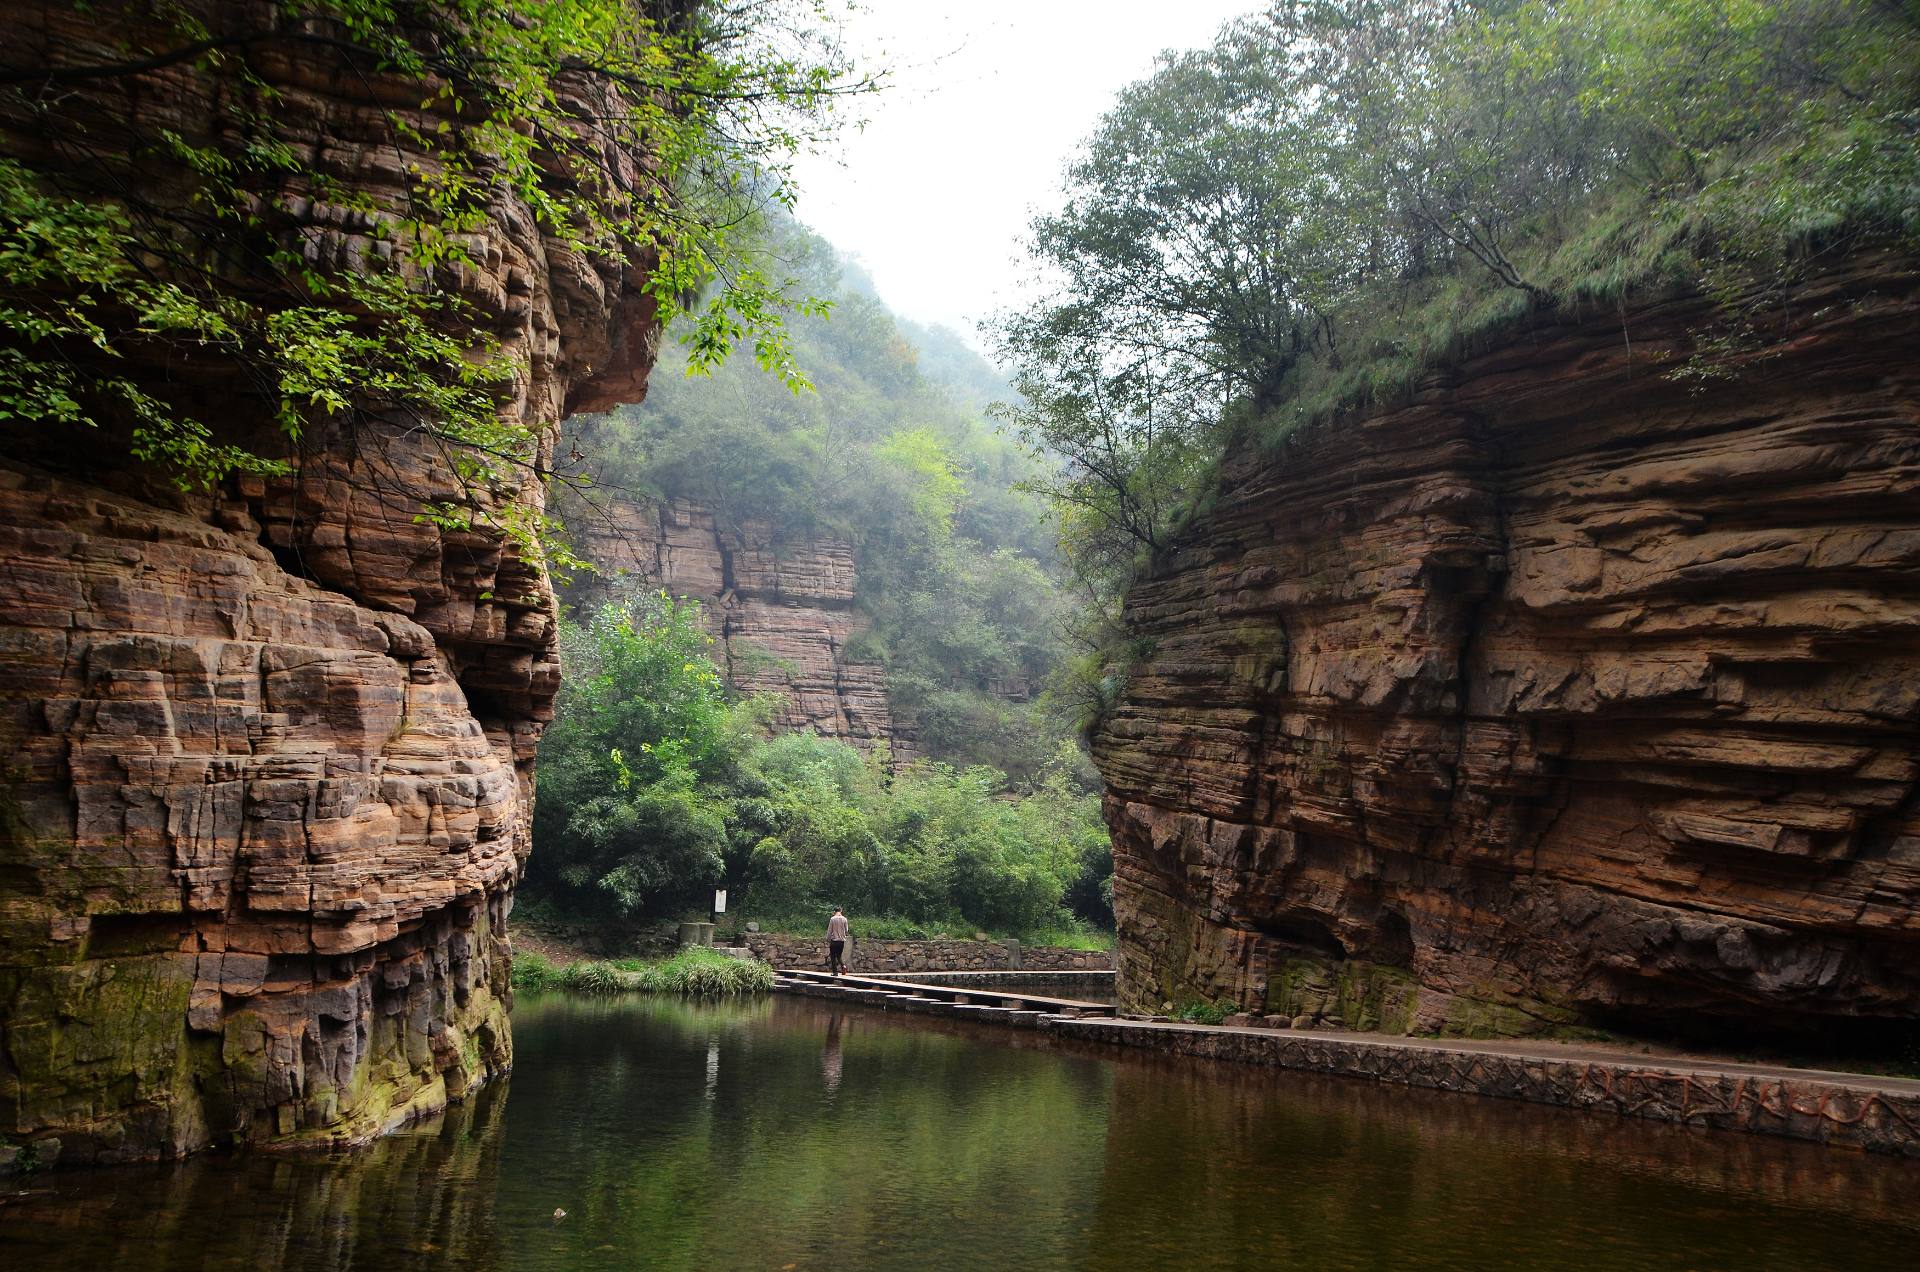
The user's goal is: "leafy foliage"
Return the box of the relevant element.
[992,0,1920,710]
[532,592,758,918]
[0,0,868,558]
[563,212,1073,779]
[0,160,275,486]
[528,597,1114,936]
[720,734,1105,936]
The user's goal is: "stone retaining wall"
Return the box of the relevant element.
[865,970,1116,996]
[741,934,1112,973]
[1046,1018,1920,1159]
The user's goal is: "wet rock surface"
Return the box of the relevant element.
[1094,256,1920,1037]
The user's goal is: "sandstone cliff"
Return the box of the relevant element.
[0,4,659,1166]
[1095,255,1920,1040]
[569,496,910,759]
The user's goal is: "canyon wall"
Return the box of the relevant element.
[569,496,910,759]
[1094,256,1920,1038]
[0,4,660,1166]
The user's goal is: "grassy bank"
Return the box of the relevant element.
[512,948,774,997]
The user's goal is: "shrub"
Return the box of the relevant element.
[1175,1000,1235,1026]
[511,951,560,991]
[631,949,775,997]
[558,961,631,995]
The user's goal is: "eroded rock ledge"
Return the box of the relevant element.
[0,1,660,1167]
[570,496,908,758]
[1094,255,1920,1040]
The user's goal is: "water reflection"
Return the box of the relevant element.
[2,994,1916,1271]
[0,1086,507,1272]
[822,1011,844,1097]
[1082,1053,1920,1270]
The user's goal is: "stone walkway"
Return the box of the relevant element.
[774,970,1920,1159]
[774,969,1112,1026]
[1222,1021,1920,1092]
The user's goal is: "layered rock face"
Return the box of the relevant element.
[0,3,659,1165]
[1095,257,1920,1037]
[571,496,906,757]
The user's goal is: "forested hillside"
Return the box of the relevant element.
[525,216,1114,940]
[567,214,1067,774]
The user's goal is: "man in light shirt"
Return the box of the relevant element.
[826,907,850,976]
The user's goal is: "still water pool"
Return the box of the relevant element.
[3,994,1916,1270]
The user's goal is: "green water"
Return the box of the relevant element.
[3,995,1916,1270]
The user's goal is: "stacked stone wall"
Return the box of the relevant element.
[740,934,1113,974]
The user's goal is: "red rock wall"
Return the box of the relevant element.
[1094,256,1920,1037]
[572,497,906,757]
[0,3,660,1166]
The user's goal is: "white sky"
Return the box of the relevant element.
[788,0,1261,360]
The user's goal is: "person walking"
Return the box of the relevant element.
[826,907,850,976]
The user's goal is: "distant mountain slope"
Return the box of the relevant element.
[560,215,1068,782]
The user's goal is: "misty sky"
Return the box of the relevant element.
[788,1,1260,361]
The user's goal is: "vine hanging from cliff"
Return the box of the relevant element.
[0,0,868,560]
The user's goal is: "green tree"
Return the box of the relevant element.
[1008,18,1357,414]
[724,733,887,914]
[531,593,756,917]
[875,427,966,541]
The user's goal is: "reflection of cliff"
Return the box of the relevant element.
[570,497,909,758]
[0,1085,508,1270]
[1095,257,1920,1038]
[1084,1057,1920,1266]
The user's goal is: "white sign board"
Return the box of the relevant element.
[713,889,727,914]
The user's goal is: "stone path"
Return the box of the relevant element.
[775,969,1112,1026]
[774,970,1920,1158]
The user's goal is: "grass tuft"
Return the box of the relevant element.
[512,948,773,997]
[1173,1000,1236,1026]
